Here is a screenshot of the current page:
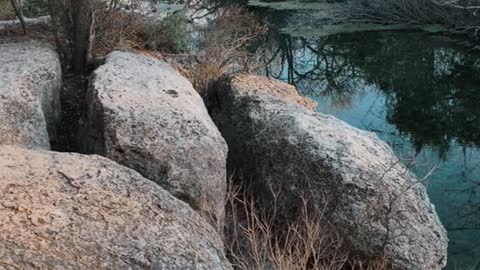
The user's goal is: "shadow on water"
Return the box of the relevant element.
[260,30,480,269]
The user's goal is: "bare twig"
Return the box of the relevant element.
[9,0,26,34]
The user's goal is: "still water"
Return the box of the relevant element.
[255,4,480,268]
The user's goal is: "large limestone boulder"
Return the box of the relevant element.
[0,42,61,149]
[212,74,448,270]
[81,51,228,224]
[0,145,232,270]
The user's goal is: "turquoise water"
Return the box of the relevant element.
[260,27,480,269]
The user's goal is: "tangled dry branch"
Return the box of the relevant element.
[341,0,480,40]
[189,5,267,98]
[224,181,390,270]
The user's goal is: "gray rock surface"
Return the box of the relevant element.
[0,16,50,31]
[0,145,232,270]
[0,42,61,149]
[212,74,448,270]
[81,51,228,224]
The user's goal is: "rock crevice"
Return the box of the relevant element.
[81,51,228,224]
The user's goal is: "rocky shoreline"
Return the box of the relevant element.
[0,42,448,269]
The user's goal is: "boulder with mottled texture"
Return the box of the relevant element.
[0,42,61,149]
[0,145,232,270]
[81,51,228,224]
[212,74,448,270]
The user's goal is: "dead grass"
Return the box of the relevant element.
[92,2,192,57]
[224,181,391,270]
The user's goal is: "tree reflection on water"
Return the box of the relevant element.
[260,30,480,269]
[264,31,480,155]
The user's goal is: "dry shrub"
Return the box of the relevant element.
[141,11,191,53]
[47,0,145,62]
[190,5,267,97]
[92,2,192,56]
[0,0,15,20]
[92,0,144,56]
[0,0,49,19]
[225,182,390,270]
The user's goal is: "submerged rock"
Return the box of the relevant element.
[81,51,228,224]
[0,42,61,149]
[0,145,232,270]
[212,74,448,270]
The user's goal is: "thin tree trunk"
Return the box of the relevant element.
[48,0,94,73]
[48,0,73,69]
[10,0,26,34]
[71,0,93,74]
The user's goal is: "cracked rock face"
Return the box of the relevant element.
[81,51,228,224]
[0,146,232,270]
[212,75,448,270]
[0,42,62,149]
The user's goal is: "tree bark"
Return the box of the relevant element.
[48,0,72,68]
[48,0,93,74]
[71,0,93,74]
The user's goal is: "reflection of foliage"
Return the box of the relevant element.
[264,33,366,109]
[347,32,480,155]
[264,31,480,155]
[447,171,480,230]
[345,0,480,40]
